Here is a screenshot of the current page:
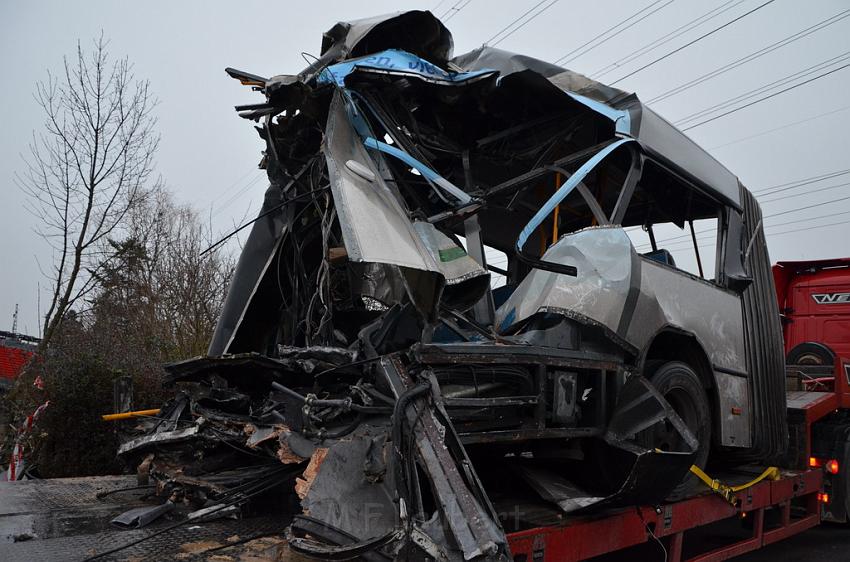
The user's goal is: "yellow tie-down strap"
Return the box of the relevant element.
[689,465,781,506]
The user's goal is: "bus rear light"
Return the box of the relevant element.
[826,459,840,475]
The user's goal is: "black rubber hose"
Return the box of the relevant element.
[390,383,431,506]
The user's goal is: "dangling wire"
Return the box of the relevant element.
[305,192,336,345]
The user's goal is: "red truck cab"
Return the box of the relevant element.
[773,258,850,367]
[0,331,37,392]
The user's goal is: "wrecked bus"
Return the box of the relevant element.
[119,11,788,560]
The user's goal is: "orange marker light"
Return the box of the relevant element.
[818,492,830,504]
[826,459,840,475]
[810,457,822,468]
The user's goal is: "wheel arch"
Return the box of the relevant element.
[640,328,716,391]
[640,328,720,445]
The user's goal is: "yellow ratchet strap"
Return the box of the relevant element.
[689,465,781,506]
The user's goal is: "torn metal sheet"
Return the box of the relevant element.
[289,515,394,562]
[185,503,241,523]
[515,466,604,514]
[118,426,200,456]
[325,91,436,272]
[300,427,398,542]
[111,502,174,528]
[380,359,506,560]
[245,425,282,448]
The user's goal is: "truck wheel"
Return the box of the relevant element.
[786,342,835,366]
[640,361,712,476]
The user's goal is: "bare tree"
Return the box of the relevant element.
[153,203,234,357]
[17,34,159,349]
[90,187,234,361]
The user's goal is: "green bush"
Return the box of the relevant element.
[33,354,124,476]
[3,323,169,478]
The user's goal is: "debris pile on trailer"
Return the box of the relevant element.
[118,10,787,561]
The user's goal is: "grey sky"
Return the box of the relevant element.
[2,0,849,336]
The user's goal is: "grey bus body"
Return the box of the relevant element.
[122,11,787,561]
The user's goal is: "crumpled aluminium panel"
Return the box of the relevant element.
[325,90,489,317]
[497,226,635,347]
[498,225,746,372]
[325,91,437,271]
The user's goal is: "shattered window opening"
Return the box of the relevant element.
[619,158,724,281]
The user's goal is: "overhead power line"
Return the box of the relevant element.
[211,173,265,218]
[207,166,261,205]
[731,209,850,237]
[646,9,850,104]
[680,60,850,131]
[484,0,548,45]
[759,180,850,203]
[440,0,464,18]
[707,104,850,151]
[673,211,850,251]
[553,0,674,66]
[757,178,850,202]
[752,168,850,195]
[638,192,850,248]
[763,218,849,239]
[647,217,850,253]
[432,0,451,13]
[675,51,850,125]
[610,0,778,85]
[442,0,474,22]
[485,0,562,47]
[592,0,745,79]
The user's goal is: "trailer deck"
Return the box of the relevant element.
[507,467,822,562]
[0,475,292,561]
[0,467,824,561]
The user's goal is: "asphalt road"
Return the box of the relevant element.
[735,522,850,561]
[620,521,850,561]
[583,509,850,562]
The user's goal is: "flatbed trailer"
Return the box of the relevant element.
[505,359,850,562]
[506,466,821,561]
